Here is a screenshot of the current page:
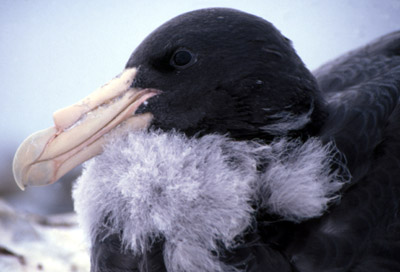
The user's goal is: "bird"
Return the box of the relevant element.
[12,7,400,272]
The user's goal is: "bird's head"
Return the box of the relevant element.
[13,8,326,189]
[128,8,325,139]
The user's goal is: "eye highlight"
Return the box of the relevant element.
[170,49,197,69]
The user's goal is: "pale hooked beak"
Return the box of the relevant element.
[13,68,159,190]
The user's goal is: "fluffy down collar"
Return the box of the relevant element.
[73,130,347,272]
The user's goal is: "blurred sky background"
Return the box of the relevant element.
[1,0,400,215]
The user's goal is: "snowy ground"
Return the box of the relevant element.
[0,200,89,271]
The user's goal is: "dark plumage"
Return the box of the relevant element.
[88,8,400,272]
[82,8,400,271]
[13,7,400,272]
[128,8,326,141]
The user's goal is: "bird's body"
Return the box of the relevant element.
[13,8,400,272]
[288,31,400,271]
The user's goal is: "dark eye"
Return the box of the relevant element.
[170,49,196,69]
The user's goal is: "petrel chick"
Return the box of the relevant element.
[13,8,400,272]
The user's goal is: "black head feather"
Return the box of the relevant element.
[127,8,326,141]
